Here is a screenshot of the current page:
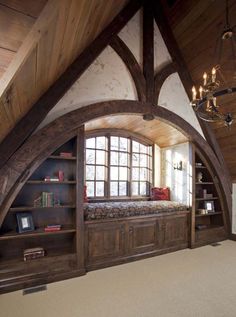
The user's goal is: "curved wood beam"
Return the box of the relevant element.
[0,0,142,169]
[0,100,231,233]
[154,62,176,104]
[110,35,146,102]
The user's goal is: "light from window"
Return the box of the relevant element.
[86,135,152,198]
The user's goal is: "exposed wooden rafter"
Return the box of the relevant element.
[154,62,177,104]
[151,0,232,193]
[0,0,142,169]
[109,35,146,102]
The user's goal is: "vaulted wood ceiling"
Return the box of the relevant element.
[0,0,128,142]
[162,0,236,180]
[0,0,236,180]
[85,115,188,148]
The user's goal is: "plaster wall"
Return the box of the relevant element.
[161,142,192,206]
[40,10,203,139]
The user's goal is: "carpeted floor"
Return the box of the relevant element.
[1,240,236,317]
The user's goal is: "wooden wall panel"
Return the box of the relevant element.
[0,0,48,18]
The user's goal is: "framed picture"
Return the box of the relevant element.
[16,213,35,233]
[204,201,215,213]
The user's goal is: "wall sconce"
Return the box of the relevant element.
[173,161,183,171]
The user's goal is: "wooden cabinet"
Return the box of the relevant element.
[191,145,228,247]
[86,211,189,269]
[86,222,126,265]
[162,214,188,248]
[128,218,161,254]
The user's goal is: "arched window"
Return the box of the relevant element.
[85,133,153,199]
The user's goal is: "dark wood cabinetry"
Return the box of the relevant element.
[191,145,228,247]
[85,211,189,271]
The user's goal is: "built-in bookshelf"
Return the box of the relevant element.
[0,127,85,281]
[191,146,227,247]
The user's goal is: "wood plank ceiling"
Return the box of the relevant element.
[162,0,236,181]
[0,0,128,142]
[1,0,236,180]
[85,115,188,148]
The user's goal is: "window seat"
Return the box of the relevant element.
[84,200,188,221]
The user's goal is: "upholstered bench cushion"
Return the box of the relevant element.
[84,201,188,220]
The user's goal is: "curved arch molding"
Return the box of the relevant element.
[0,100,231,231]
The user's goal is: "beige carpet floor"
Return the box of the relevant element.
[1,240,236,317]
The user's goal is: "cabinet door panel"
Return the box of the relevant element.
[128,219,160,254]
[87,223,125,264]
[163,215,188,248]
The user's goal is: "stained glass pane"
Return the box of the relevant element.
[86,165,95,180]
[110,182,118,196]
[110,167,118,180]
[96,182,104,196]
[87,181,94,196]
[86,138,95,148]
[111,151,118,165]
[86,149,95,164]
[119,182,127,196]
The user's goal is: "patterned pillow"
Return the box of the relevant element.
[151,187,170,201]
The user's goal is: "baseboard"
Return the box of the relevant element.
[230,233,236,241]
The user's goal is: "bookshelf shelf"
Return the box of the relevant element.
[0,227,76,241]
[192,146,226,247]
[26,180,76,184]
[48,155,76,160]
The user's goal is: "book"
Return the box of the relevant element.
[23,247,45,261]
[60,152,72,158]
[44,224,61,232]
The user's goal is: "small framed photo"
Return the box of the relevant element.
[204,201,215,213]
[16,213,35,233]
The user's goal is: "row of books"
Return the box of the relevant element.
[34,192,57,207]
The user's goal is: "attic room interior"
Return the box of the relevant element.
[1,0,236,316]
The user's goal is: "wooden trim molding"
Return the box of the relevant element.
[110,36,146,102]
[154,62,177,104]
[0,100,232,232]
[0,0,142,169]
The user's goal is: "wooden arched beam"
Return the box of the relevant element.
[0,100,231,232]
[110,35,146,102]
[154,62,176,104]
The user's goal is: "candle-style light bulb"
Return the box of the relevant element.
[192,86,197,100]
[199,86,203,99]
[212,67,216,83]
[203,72,207,86]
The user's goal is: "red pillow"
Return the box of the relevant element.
[151,187,170,201]
[84,185,88,203]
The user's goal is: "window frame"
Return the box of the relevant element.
[85,130,154,200]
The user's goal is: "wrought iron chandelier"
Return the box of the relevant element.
[190,0,236,127]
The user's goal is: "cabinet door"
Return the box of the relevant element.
[86,222,125,264]
[128,219,161,254]
[163,214,188,248]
